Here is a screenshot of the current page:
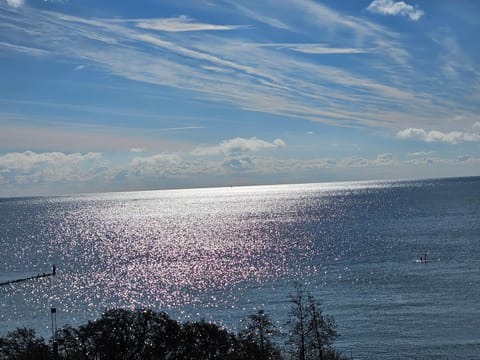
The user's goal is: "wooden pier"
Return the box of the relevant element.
[0,265,56,286]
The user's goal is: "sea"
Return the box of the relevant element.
[1,177,479,359]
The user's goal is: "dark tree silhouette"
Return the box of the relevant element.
[56,308,181,360]
[0,293,349,360]
[286,285,341,360]
[240,310,281,360]
[287,285,308,360]
[178,319,236,359]
[0,327,50,360]
[306,294,338,360]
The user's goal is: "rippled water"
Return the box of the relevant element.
[1,178,480,359]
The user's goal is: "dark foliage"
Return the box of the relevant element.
[240,310,282,360]
[55,308,181,360]
[0,328,50,360]
[0,294,350,360]
[286,284,348,360]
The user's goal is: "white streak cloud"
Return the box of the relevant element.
[0,42,49,56]
[232,3,292,31]
[408,151,433,157]
[1,0,476,135]
[136,15,245,32]
[367,0,424,21]
[263,43,368,55]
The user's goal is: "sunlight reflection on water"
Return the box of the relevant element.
[2,179,480,359]
[0,181,422,325]
[2,184,343,328]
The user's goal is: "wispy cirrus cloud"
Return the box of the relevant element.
[0,0,477,134]
[229,3,292,31]
[0,1,421,128]
[135,15,246,32]
[367,0,424,21]
[260,43,368,55]
[0,41,49,56]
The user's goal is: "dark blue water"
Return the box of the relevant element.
[1,177,479,359]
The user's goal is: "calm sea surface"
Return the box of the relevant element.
[1,177,479,359]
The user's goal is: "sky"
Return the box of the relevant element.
[0,0,479,196]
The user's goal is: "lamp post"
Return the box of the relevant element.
[51,307,58,358]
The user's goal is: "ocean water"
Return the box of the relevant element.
[1,177,479,359]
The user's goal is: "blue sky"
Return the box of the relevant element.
[0,0,479,196]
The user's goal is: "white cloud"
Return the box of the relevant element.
[74,64,85,71]
[431,35,479,83]
[130,154,184,176]
[135,15,246,32]
[129,153,224,180]
[0,4,424,130]
[263,43,368,55]
[130,147,146,153]
[367,0,424,21]
[127,138,286,182]
[222,157,254,171]
[5,0,23,8]
[0,151,104,184]
[1,0,477,134]
[231,3,292,31]
[1,146,479,196]
[407,151,434,157]
[0,42,49,57]
[397,127,480,144]
[338,154,395,168]
[373,153,395,166]
[0,151,100,170]
[192,137,286,156]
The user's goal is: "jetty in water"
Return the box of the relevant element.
[0,265,56,286]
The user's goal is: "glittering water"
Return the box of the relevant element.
[1,178,480,359]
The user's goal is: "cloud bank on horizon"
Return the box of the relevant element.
[0,0,479,196]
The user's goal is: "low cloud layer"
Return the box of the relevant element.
[397,127,480,144]
[1,144,479,197]
[0,151,103,185]
[191,137,286,157]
